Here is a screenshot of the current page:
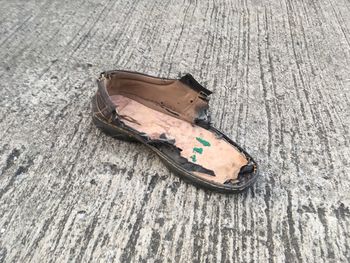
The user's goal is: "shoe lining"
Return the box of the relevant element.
[111,95,248,184]
[105,73,209,124]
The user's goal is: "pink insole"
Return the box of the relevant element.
[111,95,248,184]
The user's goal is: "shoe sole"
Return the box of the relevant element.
[92,106,260,194]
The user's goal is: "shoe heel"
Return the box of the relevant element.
[92,115,138,142]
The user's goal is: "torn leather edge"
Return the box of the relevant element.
[150,142,215,176]
[179,74,212,96]
[179,74,213,128]
[109,115,216,177]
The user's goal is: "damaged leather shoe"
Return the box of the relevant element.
[92,70,259,193]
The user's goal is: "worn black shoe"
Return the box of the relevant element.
[92,70,258,193]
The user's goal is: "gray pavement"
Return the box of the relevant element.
[0,0,349,262]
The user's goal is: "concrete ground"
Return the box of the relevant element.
[0,0,349,262]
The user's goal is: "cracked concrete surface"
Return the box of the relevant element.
[0,0,349,262]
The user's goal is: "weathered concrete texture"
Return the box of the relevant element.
[0,0,349,262]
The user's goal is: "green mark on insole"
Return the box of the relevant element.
[193,147,203,154]
[196,137,211,147]
[190,137,210,163]
[190,155,197,162]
